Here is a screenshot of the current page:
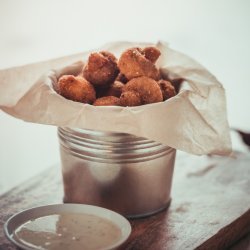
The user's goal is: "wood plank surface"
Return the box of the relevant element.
[0,152,250,249]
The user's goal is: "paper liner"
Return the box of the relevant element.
[0,41,232,155]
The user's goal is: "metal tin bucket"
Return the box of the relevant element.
[58,127,176,218]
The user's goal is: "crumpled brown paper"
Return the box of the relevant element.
[0,41,232,155]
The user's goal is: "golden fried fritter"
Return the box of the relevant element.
[120,91,141,106]
[118,47,161,80]
[95,81,124,98]
[115,73,128,83]
[93,96,121,106]
[58,75,96,103]
[142,47,161,63]
[83,51,119,86]
[57,47,171,107]
[104,81,125,98]
[122,76,163,104]
[158,79,176,100]
[161,76,183,93]
[99,51,117,62]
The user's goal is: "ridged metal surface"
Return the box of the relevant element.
[58,127,176,218]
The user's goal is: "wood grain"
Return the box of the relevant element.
[0,152,250,250]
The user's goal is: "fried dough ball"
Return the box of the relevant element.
[115,73,128,83]
[83,51,119,86]
[100,51,117,62]
[118,47,161,80]
[159,72,184,93]
[104,81,125,97]
[120,91,141,106]
[142,47,161,63]
[93,96,121,106]
[158,79,176,100]
[95,81,124,98]
[122,76,163,104]
[58,75,96,103]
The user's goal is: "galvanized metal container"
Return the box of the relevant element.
[58,127,176,218]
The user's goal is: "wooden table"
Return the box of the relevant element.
[1,152,250,250]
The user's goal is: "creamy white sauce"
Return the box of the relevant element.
[12,213,122,250]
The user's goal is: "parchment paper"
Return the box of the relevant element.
[0,41,232,155]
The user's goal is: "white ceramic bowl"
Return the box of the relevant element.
[4,203,131,250]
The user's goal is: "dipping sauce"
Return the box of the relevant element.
[12,213,122,250]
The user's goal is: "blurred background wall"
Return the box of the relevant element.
[0,0,249,195]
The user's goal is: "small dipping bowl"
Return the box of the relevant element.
[4,204,131,250]
[58,128,176,218]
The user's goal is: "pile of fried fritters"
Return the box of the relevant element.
[56,47,176,106]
